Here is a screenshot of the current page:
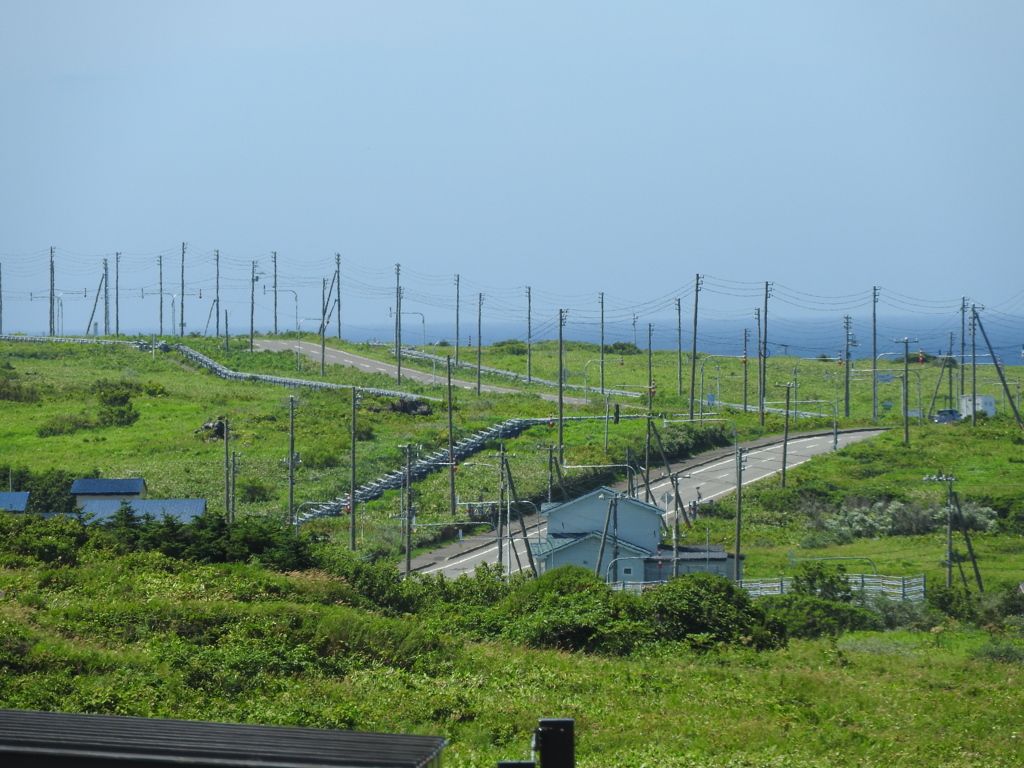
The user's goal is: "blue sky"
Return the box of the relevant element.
[1,2,1022,359]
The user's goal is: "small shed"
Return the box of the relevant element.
[0,708,447,768]
[0,491,30,513]
[71,478,147,506]
[79,499,207,524]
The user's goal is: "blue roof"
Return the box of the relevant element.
[79,499,206,524]
[71,478,146,495]
[0,492,30,512]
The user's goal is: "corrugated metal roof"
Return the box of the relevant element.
[0,708,447,768]
[0,491,30,512]
[531,531,654,558]
[71,478,146,495]
[80,499,207,523]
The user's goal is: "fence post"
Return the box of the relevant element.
[534,719,574,768]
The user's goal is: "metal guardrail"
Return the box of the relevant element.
[171,344,443,402]
[0,333,140,347]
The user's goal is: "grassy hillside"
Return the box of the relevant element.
[2,336,1024,767]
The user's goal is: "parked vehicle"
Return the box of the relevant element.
[931,409,961,423]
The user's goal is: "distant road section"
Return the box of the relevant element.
[255,339,584,403]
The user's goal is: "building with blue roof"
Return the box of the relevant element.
[79,499,207,524]
[71,478,147,505]
[0,492,30,512]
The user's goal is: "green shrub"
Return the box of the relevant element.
[314,606,459,673]
[927,585,978,622]
[759,594,881,639]
[37,412,96,437]
[495,566,624,653]
[790,562,854,602]
[640,573,785,651]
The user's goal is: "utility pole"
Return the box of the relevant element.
[871,286,879,420]
[760,282,772,426]
[158,254,163,336]
[49,247,55,337]
[733,447,746,581]
[223,417,230,518]
[973,306,1024,429]
[895,337,917,445]
[599,292,605,394]
[179,242,186,337]
[526,286,532,383]
[401,444,415,577]
[647,323,654,411]
[350,387,358,550]
[742,328,749,412]
[476,293,483,395]
[453,274,460,366]
[114,253,120,337]
[103,258,109,335]
[287,396,296,525]
[924,473,957,589]
[970,306,977,427]
[843,315,854,417]
[755,308,762,421]
[960,297,968,399]
[272,251,278,334]
[395,264,402,382]
[676,297,682,397]
[215,250,220,337]
[447,357,456,519]
[558,309,566,464]
[249,261,257,352]
[335,253,342,339]
[688,275,701,419]
[777,382,797,487]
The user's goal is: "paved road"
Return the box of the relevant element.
[413,429,884,579]
[254,339,585,404]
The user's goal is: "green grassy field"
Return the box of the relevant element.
[2,336,1024,767]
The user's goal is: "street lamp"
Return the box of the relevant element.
[583,357,623,404]
[390,307,426,345]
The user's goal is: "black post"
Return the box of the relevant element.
[535,719,574,768]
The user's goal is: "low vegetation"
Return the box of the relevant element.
[1,337,1023,766]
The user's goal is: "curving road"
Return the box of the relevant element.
[414,430,884,579]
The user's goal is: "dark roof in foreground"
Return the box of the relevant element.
[70,478,146,495]
[79,499,207,523]
[0,491,30,512]
[0,708,447,768]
